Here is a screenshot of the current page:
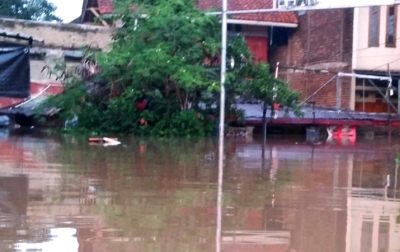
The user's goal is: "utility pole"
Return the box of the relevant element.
[216,0,228,250]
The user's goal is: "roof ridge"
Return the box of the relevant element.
[94,0,298,24]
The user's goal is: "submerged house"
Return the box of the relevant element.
[79,0,355,111]
[77,0,400,134]
[79,0,299,64]
[0,18,114,125]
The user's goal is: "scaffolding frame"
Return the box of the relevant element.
[300,72,396,113]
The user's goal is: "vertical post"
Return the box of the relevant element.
[362,79,365,112]
[388,116,392,143]
[261,138,265,174]
[312,102,315,125]
[216,0,227,250]
[336,75,341,111]
[395,159,398,195]
[397,79,400,114]
[273,0,277,9]
[275,62,280,78]
[263,104,267,146]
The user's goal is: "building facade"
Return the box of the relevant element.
[353,5,400,113]
[7,0,399,114]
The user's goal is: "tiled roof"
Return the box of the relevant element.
[97,0,114,14]
[199,0,298,24]
[96,0,298,24]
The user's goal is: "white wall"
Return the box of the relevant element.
[346,197,400,252]
[353,6,400,71]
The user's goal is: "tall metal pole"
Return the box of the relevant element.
[216,0,227,249]
[362,79,365,112]
[336,75,341,111]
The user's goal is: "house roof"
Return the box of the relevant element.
[199,0,298,24]
[97,0,115,14]
[95,0,298,24]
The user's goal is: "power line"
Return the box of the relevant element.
[371,57,400,71]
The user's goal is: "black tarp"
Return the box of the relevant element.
[0,47,30,98]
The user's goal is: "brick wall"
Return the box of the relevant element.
[269,9,354,109]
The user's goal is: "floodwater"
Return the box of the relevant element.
[0,130,399,252]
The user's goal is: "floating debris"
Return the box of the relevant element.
[88,137,121,146]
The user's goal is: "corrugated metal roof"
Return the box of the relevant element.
[236,102,400,122]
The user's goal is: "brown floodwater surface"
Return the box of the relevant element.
[0,130,399,252]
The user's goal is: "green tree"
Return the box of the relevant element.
[237,63,300,140]
[0,0,61,22]
[239,63,299,108]
[41,0,299,136]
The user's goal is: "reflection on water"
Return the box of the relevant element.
[0,131,399,252]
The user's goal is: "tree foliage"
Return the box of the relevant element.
[41,0,299,136]
[0,0,61,22]
[239,63,299,109]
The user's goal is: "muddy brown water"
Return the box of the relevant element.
[0,130,399,252]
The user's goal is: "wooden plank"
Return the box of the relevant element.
[88,7,109,27]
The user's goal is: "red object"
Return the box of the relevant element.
[331,125,356,138]
[135,99,147,111]
[140,118,148,126]
[0,82,63,109]
[245,37,268,62]
[97,0,115,14]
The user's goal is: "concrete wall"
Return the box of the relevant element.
[0,18,115,49]
[0,18,115,83]
[269,9,354,109]
[353,6,400,71]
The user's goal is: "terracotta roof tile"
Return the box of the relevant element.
[97,0,114,14]
[95,0,298,24]
[199,0,298,24]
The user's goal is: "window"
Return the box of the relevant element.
[378,222,390,252]
[369,6,380,47]
[361,221,373,252]
[227,24,241,33]
[386,6,397,47]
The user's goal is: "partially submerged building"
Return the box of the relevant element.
[2,0,400,133]
[0,18,115,114]
[77,0,400,115]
